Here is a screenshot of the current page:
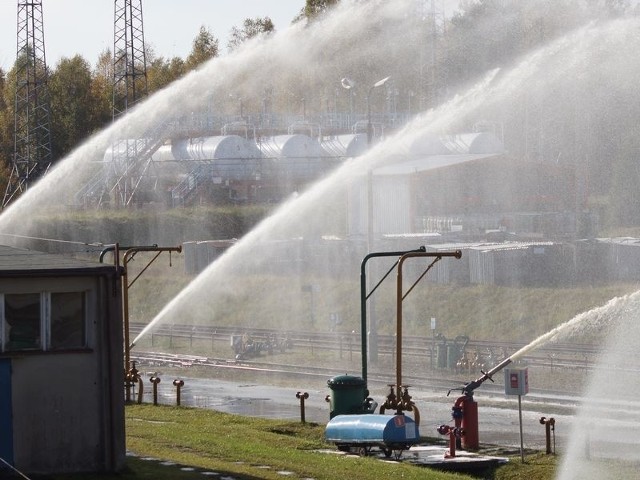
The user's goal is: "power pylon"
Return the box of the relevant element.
[110,0,153,207]
[113,0,148,119]
[3,0,52,208]
[416,0,445,111]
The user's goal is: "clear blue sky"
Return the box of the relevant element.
[0,0,305,71]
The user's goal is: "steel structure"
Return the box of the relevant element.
[415,0,445,111]
[106,0,160,207]
[113,0,148,119]
[3,0,52,208]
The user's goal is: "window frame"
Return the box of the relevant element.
[0,290,90,353]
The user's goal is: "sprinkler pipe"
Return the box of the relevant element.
[359,246,427,384]
[437,424,465,458]
[102,243,182,401]
[173,379,185,406]
[150,376,161,405]
[540,417,556,454]
[395,251,462,400]
[296,391,310,423]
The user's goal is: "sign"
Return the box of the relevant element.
[431,317,436,330]
[504,367,529,396]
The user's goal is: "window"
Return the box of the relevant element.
[1,291,87,353]
[50,292,86,349]
[4,293,41,351]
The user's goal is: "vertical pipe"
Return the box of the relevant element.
[396,255,404,401]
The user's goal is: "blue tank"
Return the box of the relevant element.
[325,414,420,455]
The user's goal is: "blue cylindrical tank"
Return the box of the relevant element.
[325,414,420,449]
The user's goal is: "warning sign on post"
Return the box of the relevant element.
[504,367,529,396]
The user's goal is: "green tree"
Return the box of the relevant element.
[148,56,186,93]
[304,0,339,20]
[0,68,12,194]
[89,49,113,129]
[48,55,96,161]
[227,17,275,52]
[186,26,219,70]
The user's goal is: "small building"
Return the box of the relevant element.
[0,245,125,475]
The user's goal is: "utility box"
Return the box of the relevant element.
[504,367,529,396]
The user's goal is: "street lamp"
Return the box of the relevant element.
[341,77,355,120]
[367,76,390,146]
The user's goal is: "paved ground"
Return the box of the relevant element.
[139,375,571,453]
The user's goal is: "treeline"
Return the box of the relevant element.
[1,0,639,229]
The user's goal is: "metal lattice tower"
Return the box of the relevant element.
[110,0,151,207]
[3,0,52,208]
[113,0,148,119]
[416,0,445,111]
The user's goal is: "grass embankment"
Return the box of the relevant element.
[46,404,559,480]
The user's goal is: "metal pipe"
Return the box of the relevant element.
[150,376,161,406]
[540,417,556,454]
[359,247,426,383]
[460,356,514,397]
[123,245,182,374]
[99,244,157,263]
[396,251,461,392]
[296,391,309,423]
[173,379,185,406]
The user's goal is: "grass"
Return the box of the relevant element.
[37,404,562,480]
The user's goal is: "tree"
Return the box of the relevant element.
[48,55,96,161]
[0,68,12,194]
[186,26,219,70]
[148,56,186,93]
[304,0,340,20]
[89,49,113,129]
[227,17,275,52]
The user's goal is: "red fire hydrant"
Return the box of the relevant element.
[437,424,465,458]
[452,394,479,450]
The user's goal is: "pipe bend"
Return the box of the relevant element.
[411,404,421,426]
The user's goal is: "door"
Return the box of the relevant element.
[0,358,13,467]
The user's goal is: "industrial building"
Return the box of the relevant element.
[0,245,125,475]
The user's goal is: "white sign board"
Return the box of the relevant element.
[504,367,529,396]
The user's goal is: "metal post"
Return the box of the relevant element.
[296,392,309,423]
[150,376,161,406]
[518,395,525,463]
[173,379,184,406]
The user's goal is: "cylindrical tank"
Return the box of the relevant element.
[327,374,367,419]
[325,413,420,450]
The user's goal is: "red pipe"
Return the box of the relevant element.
[453,395,479,450]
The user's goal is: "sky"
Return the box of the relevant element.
[0,0,305,71]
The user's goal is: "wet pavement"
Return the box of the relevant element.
[139,375,572,453]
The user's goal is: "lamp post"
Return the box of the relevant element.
[367,76,390,146]
[341,77,355,121]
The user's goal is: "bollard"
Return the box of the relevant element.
[150,376,161,406]
[296,391,309,423]
[173,379,185,406]
[539,417,556,454]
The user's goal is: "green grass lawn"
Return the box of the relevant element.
[39,404,561,480]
